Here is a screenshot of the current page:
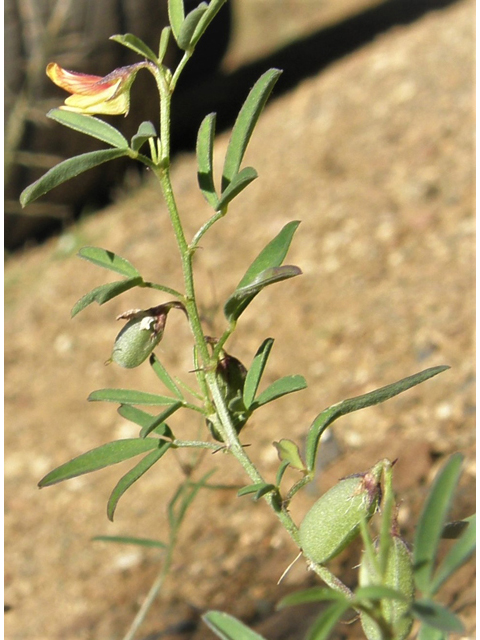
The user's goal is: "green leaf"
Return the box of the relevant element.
[275,460,290,487]
[306,601,352,640]
[196,113,218,208]
[203,611,267,640]
[273,439,306,472]
[150,422,175,437]
[158,27,171,64]
[110,33,158,63]
[78,246,140,278]
[118,405,176,440]
[38,438,161,487]
[107,442,171,520]
[225,265,302,322]
[149,353,183,398]
[305,365,450,472]
[243,338,274,409]
[250,374,307,410]
[278,588,345,608]
[224,220,301,321]
[431,514,475,594]
[254,484,277,500]
[222,68,282,192]
[20,148,128,206]
[47,109,129,148]
[417,624,447,640]
[189,0,228,49]
[355,585,409,604]
[412,599,464,633]
[71,276,144,317]
[244,266,301,291]
[139,401,183,438]
[216,166,257,210]
[93,535,167,548]
[88,389,180,406]
[131,121,157,153]
[117,404,155,428]
[414,453,463,595]
[169,470,217,529]
[168,0,185,40]
[237,483,276,501]
[177,2,208,50]
[238,221,300,289]
[237,483,270,498]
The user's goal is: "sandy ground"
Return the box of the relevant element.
[5,1,475,639]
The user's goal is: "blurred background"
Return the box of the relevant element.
[5,0,461,250]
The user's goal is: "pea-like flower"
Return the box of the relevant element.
[46,62,149,116]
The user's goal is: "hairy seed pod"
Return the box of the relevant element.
[299,466,382,565]
[359,536,415,640]
[110,312,167,368]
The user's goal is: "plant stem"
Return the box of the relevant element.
[142,281,184,299]
[211,322,237,360]
[156,66,172,163]
[310,563,353,599]
[170,50,192,91]
[190,208,227,250]
[152,61,301,548]
[154,166,211,363]
[173,439,223,451]
[122,473,214,640]
[154,159,302,545]
[122,544,174,640]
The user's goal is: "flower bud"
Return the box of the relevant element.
[109,301,186,369]
[299,464,383,565]
[359,535,414,640]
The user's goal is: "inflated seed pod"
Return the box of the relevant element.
[299,464,383,565]
[110,301,186,369]
[359,536,414,640]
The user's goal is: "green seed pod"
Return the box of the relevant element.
[110,301,186,369]
[299,466,382,565]
[206,351,249,441]
[111,311,167,368]
[359,536,414,640]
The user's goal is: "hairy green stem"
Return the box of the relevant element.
[156,66,172,162]
[173,439,223,451]
[190,208,227,250]
[154,167,211,364]
[151,58,301,548]
[211,321,237,361]
[153,154,301,546]
[310,563,353,599]
[170,50,193,91]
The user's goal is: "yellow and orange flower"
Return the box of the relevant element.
[46,62,147,116]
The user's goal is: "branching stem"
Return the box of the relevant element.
[149,61,301,547]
